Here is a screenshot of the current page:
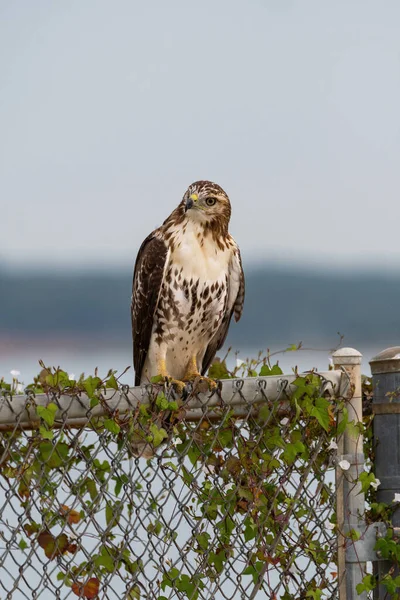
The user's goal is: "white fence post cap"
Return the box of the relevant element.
[331,347,362,366]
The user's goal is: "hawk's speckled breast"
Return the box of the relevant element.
[140,220,237,382]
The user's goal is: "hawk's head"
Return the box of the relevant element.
[181,180,231,227]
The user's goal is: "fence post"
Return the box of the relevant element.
[370,347,400,598]
[332,348,366,600]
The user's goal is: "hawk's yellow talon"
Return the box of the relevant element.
[164,377,186,394]
[183,373,217,391]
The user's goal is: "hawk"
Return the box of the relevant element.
[131,180,245,390]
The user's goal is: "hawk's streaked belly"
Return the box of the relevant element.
[141,224,231,383]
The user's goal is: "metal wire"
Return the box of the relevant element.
[0,376,341,599]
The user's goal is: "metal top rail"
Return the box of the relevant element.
[0,370,345,430]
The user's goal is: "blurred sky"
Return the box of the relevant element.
[1,0,399,271]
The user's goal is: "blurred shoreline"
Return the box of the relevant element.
[1,264,399,382]
[1,265,400,347]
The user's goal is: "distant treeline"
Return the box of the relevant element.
[1,265,400,348]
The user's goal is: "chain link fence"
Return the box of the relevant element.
[0,367,351,599]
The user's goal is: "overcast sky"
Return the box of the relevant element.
[1,0,399,271]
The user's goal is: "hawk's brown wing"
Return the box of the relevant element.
[131,234,169,386]
[201,249,245,375]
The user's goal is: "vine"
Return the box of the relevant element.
[0,350,383,599]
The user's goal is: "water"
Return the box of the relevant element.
[0,337,389,385]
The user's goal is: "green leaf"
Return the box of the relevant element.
[218,515,235,541]
[104,418,120,435]
[163,461,177,471]
[106,503,114,527]
[358,471,378,494]
[38,441,69,469]
[148,423,168,447]
[94,552,114,572]
[83,376,102,398]
[181,467,194,487]
[196,532,210,551]
[282,441,306,465]
[86,478,98,501]
[150,375,165,384]
[39,425,54,440]
[90,396,99,408]
[139,404,149,416]
[306,590,323,600]
[356,574,376,593]
[18,538,28,550]
[110,501,122,528]
[128,585,141,600]
[114,474,129,497]
[348,528,361,541]
[124,558,143,576]
[259,364,283,376]
[156,393,169,411]
[147,520,163,535]
[94,459,111,477]
[36,403,58,426]
[293,397,301,421]
[208,359,231,379]
[208,550,227,574]
[258,404,271,424]
[310,397,331,432]
[381,574,400,595]
[177,574,201,599]
[346,420,361,440]
[243,561,264,584]
[217,429,233,448]
[244,516,257,542]
[45,370,71,390]
[337,407,348,434]
[188,445,201,466]
[238,487,253,501]
[204,503,219,520]
[106,374,119,390]
[45,373,57,387]
[161,567,180,590]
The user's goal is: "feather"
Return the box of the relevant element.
[201,248,245,375]
[131,234,169,386]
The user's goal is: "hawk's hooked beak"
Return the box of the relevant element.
[185,193,198,212]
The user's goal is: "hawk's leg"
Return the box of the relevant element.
[157,358,186,394]
[182,356,217,390]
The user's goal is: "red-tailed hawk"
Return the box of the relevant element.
[131,180,245,390]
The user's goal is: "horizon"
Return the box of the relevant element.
[1,258,400,277]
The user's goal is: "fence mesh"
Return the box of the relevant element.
[0,373,343,600]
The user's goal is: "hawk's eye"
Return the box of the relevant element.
[205,197,217,206]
